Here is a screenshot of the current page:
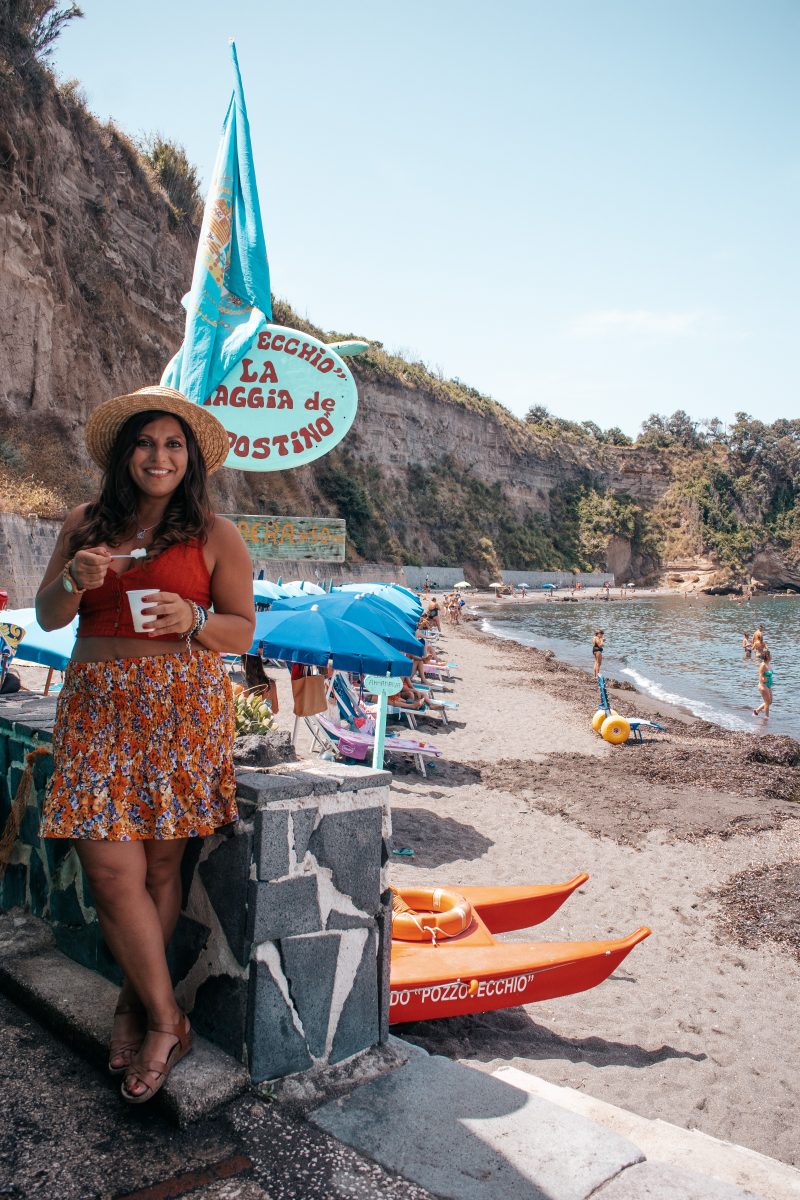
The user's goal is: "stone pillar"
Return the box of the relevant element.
[0,699,393,1083]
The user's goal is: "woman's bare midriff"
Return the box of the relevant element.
[73,636,190,662]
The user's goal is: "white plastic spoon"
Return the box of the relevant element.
[109,547,148,559]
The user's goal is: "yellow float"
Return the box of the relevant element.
[600,714,631,744]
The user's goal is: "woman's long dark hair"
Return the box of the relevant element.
[67,410,213,558]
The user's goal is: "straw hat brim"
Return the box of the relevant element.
[85,386,229,474]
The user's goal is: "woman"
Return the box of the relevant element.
[36,385,255,1104]
[753,649,774,719]
[592,629,604,679]
[742,632,752,658]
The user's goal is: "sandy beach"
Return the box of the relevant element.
[374,619,800,1168]
[9,615,800,1168]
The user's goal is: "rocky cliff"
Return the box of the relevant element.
[0,54,796,591]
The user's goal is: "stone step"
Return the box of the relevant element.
[0,911,249,1126]
[494,1067,800,1200]
[310,1048,768,1200]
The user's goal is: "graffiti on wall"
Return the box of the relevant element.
[225,514,346,562]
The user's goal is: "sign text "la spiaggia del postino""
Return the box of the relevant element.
[204,324,359,472]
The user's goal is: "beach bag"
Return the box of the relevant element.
[291,672,327,717]
[263,677,279,714]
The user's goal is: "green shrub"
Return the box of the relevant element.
[140,134,202,228]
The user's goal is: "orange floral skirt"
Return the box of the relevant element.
[40,651,238,841]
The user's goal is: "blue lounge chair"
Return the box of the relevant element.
[306,713,442,777]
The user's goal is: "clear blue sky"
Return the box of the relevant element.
[52,0,799,436]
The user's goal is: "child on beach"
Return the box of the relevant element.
[753,650,774,719]
[592,629,604,678]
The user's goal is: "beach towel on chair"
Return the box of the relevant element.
[338,735,370,761]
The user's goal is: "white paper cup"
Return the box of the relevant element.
[127,589,158,633]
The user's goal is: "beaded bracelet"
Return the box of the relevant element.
[183,601,209,655]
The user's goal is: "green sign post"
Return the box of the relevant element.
[363,674,403,770]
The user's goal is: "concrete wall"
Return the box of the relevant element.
[0,513,61,607]
[0,696,393,1081]
[497,570,615,588]
[403,564,615,590]
[403,566,468,589]
[251,560,408,589]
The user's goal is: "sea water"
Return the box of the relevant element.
[482,593,799,738]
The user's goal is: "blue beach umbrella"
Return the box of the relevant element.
[269,593,424,658]
[390,584,423,604]
[335,583,422,619]
[253,580,286,602]
[1,608,77,670]
[286,590,421,632]
[281,580,326,596]
[248,608,410,675]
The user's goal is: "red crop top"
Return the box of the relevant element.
[77,540,212,639]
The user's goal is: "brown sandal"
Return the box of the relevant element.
[108,1000,146,1076]
[120,1013,193,1104]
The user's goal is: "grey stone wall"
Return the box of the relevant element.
[403,566,470,589]
[0,696,393,1081]
[0,513,61,607]
[403,564,616,589]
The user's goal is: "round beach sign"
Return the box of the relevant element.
[203,324,359,472]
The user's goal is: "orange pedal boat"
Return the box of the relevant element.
[390,874,651,1024]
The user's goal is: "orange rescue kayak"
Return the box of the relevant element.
[389,876,651,1024]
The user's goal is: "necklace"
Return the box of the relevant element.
[135,520,157,541]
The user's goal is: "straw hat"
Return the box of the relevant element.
[85,386,229,473]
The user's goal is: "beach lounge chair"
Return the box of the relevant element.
[422,660,458,682]
[307,713,442,777]
[356,673,454,727]
[405,681,459,711]
[332,672,419,730]
[596,675,665,744]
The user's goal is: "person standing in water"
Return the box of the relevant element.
[592,629,604,679]
[742,632,752,658]
[753,649,774,719]
[752,625,765,656]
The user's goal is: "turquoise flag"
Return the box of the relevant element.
[161,42,272,403]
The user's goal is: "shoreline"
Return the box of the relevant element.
[468,591,800,742]
[473,607,701,730]
[388,620,800,1167]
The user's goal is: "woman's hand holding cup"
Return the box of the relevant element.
[133,591,194,638]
